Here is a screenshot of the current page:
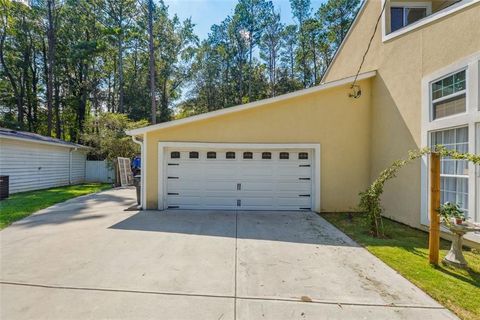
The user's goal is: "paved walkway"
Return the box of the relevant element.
[0,188,457,319]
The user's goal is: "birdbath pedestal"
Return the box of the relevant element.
[442,222,480,269]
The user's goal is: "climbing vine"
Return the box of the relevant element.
[359,146,480,238]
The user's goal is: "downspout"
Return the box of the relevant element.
[132,135,144,209]
[69,147,78,185]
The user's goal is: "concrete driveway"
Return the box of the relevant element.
[1,188,457,319]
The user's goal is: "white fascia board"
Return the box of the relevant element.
[0,135,89,149]
[127,70,376,136]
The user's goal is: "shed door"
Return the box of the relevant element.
[164,149,313,211]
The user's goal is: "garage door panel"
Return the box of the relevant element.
[275,182,311,192]
[275,169,311,178]
[167,180,203,190]
[277,197,312,207]
[167,190,201,198]
[204,166,238,176]
[167,196,202,206]
[237,166,274,176]
[202,197,238,207]
[204,191,239,198]
[168,170,203,179]
[272,190,310,197]
[164,147,314,211]
[204,181,238,191]
[240,182,275,191]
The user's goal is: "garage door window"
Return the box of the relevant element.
[243,152,253,159]
[207,152,216,159]
[171,151,180,159]
[262,152,271,159]
[226,152,236,159]
[280,152,289,159]
[189,151,199,159]
[299,152,308,160]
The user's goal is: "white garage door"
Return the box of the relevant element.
[164,148,313,210]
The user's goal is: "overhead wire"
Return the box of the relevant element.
[350,0,388,95]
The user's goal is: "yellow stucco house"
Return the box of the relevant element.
[128,0,480,243]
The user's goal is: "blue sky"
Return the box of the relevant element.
[163,0,327,40]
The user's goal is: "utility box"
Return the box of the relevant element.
[0,175,9,200]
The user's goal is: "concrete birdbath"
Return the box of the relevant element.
[441,221,480,269]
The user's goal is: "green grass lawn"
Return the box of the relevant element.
[0,183,112,230]
[321,213,480,320]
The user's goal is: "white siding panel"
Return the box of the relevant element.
[0,138,86,193]
[71,150,86,184]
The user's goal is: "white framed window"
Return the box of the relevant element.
[430,127,469,213]
[476,124,480,224]
[390,3,430,32]
[431,70,467,120]
[382,1,477,42]
[421,53,480,233]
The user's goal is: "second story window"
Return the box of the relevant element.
[390,2,430,32]
[431,70,466,120]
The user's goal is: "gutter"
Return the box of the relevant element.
[0,135,89,149]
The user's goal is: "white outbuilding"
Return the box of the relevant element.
[0,128,89,194]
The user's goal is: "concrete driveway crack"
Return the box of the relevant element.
[0,280,448,310]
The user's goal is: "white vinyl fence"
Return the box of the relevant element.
[86,160,115,183]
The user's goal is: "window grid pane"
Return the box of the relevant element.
[431,127,469,214]
[391,7,404,32]
[405,7,426,25]
[431,70,466,120]
[431,70,466,100]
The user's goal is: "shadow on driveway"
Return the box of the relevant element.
[11,191,135,229]
[109,209,360,247]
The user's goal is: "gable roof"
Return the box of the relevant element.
[0,127,88,149]
[321,0,367,82]
[127,70,376,136]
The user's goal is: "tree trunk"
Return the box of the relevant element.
[289,45,294,80]
[312,36,317,85]
[118,36,124,113]
[107,74,112,112]
[46,0,56,136]
[272,49,276,97]
[54,80,61,138]
[238,59,243,104]
[248,42,252,102]
[117,3,125,114]
[160,80,169,122]
[0,31,23,128]
[148,0,157,124]
[28,32,39,132]
[112,60,117,112]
